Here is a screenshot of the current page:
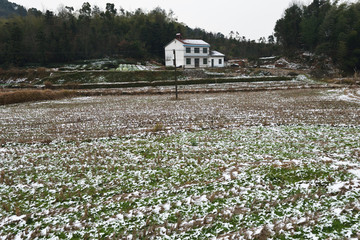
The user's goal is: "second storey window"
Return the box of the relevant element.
[194,48,200,53]
[186,47,191,53]
[203,48,208,54]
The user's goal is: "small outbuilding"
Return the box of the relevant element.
[209,51,225,68]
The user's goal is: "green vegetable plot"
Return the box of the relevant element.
[1,126,359,239]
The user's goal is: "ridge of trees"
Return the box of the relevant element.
[0,0,26,18]
[275,0,360,73]
[0,1,278,67]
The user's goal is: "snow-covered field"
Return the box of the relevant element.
[1,88,359,143]
[0,88,360,239]
[116,64,152,71]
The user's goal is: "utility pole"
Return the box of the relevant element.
[173,49,178,100]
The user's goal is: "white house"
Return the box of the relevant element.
[165,34,225,68]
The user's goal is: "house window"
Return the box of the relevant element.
[203,48,208,54]
[186,58,191,65]
[194,48,200,53]
[203,58,207,65]
[186,47,191,53]
[219,59,222,65]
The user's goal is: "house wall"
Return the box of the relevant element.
[184,57,209,68]
[183,45,210,69]
[209,57,225,67]
[184,46,209,57]
[164,40,185,67]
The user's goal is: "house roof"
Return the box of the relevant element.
[211,50,225,57]
[181,39,210,46]
[164,38,210,49]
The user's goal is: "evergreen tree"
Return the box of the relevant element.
[274,3,303,53]
[275,0,360,73]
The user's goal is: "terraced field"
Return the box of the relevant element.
[0,88,359,239]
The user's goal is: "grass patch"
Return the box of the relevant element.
[0,67,50,82]
[263,165,334,185]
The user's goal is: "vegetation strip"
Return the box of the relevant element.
[45,77,293,90]
[0,82,342,106]
[0,90,77,105]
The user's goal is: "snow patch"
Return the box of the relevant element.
[300,183,310,189]
[328,182,346,192]
[333,208,342,216]
[194,195,208,205]
[162,203,171,211]
[349,169,360,178]
[152,205,161,214]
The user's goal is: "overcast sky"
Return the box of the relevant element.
[11,0,357,40]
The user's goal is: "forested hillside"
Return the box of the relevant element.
[275,0,360,73]
[0,1,278,67]
[0,0,26,18]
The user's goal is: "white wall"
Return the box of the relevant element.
[164,40,185,67]
[184,57,209,69]
[209,57,225,68]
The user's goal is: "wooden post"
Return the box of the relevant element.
[173,49,178,100]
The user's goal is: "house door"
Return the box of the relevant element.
[211,59,214,67]
[195,58,200,67]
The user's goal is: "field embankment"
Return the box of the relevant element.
[1,69,293,89]
[0,68,308,105]
[46,76,293,90]
[0,89,78,105]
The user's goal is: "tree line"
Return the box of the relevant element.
[275,0,360,73]
[0,1,278,67]
[0,0,26,18]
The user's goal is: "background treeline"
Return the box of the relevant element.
[0,0,26,18]
[0,1,278,67]
[275,0,360,73]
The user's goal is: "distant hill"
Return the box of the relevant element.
[0,0,27,18]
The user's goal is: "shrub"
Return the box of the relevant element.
[64,82,80,89]
[153,123,164,132]
[44,81,53,89]
[36,67,49,78]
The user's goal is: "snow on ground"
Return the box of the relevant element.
[338,88,360,103]
[0,88,359,143]
[116,64,152,71]
[0,126,359,239]
[0,88,359,239]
